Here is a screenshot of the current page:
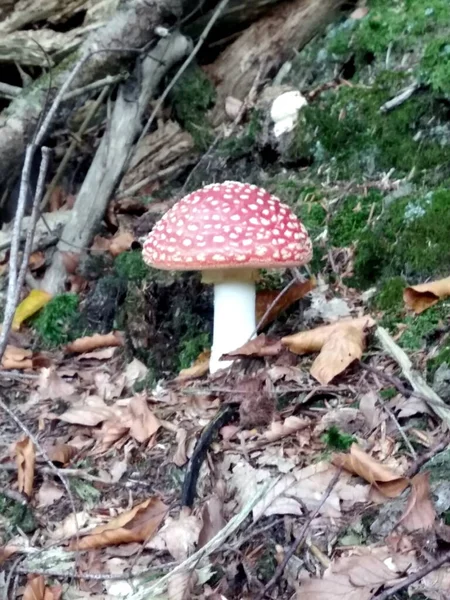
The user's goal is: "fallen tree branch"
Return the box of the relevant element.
[42,32,192,294]
[0,0,184,190]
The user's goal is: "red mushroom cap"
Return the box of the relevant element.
[142,181,312,270]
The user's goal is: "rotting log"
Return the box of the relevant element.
[208,0,349,125]
[0,0,184,193]
[41,33,192,295]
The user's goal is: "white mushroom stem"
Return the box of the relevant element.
[203,269,259,374]
[210,280,256,373]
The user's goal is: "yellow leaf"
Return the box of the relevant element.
[12,290,52,331]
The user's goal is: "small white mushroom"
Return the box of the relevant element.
[270,90,308,138]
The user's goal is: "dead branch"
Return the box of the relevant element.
[42,32,192,294]
[0,0,185,191]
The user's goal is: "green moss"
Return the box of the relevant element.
[33,294,85,348]
[353,189,450,287]
[290,78,450,181]
[422,448,450,483]
[218,110,262,159]
[329,191,383,247]
[399,304,449,350]
[427,344,450,377]
[321,426,356,450]
[0,494,36,539]
[380,387,398,400]
[178,332,210,370]
[70,478,101,505]
[114,250,149,283]
[170,65,216,150]
[374,277,407,312]
[421,38,450,95]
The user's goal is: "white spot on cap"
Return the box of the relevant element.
[213,235,225,243]
[183,239,192,246]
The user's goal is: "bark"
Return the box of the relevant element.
[208,0,348,125]
[0,0,184,193]
[42,33,192,295]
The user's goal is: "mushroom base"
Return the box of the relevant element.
[209,279,256,374]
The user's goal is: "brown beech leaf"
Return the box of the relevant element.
[398,472,436,531]
[310,325,366,384]
[23,575,62,600]
[108,232,135,257]
[264,416,310,443]
[69,497,168,550]
[28,251,46,271]
[333,444,409,498]
[46,444,78,466]
[66,332,124,354]
[37,481,64,508]
[256,277,316,328]
[15,437,36,497]
[224,334,283,358]
[404,276,450,314]
[0,544,18,565]
[1,345,33,370]
[282,316,375,355]
[176,350,210,381]
[128,395,161,443]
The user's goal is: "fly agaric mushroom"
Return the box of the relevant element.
[142,181,312,373]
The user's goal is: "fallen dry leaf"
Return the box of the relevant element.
[108,232,135,257]
[69,497,168,550]
[28,251,46,272]
[333,444,409,498]
[176,349,210,381]
[53,395,115,426]
[282,316,375,355]
[298,551,400,600]
[46,443,78,466]
[124,358,149,389]
[60,251,80,274]
[264,416,310,443]
[1,345,33,370]
[224,334,283,358]
[167,569,196,600]
[198,490,226,548]
[256,278,316,328]
[15,437,35,497]
[128,395,161,443]
[148,509,202,560]
[398,472,436,531]
[310,325,366,384]
[0,544,18,565]
[37,367,76,401]
[404,276,450,314]
[37,481,64,508]
[66,331,124,354]
[23,574,62,600]
[225,95,243,120]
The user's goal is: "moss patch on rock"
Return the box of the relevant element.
[353,188,450,287]
[170,64,216,150]
[289,80,450,181]
[33,293,86,348]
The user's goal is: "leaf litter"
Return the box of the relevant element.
[2,268,450,600]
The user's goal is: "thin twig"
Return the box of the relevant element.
[255,468,342,600]
[406,434,450,478]
[15,561,177,581]
[62,74,126,102]
[371,549,450,600]
[135,0,230,149]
